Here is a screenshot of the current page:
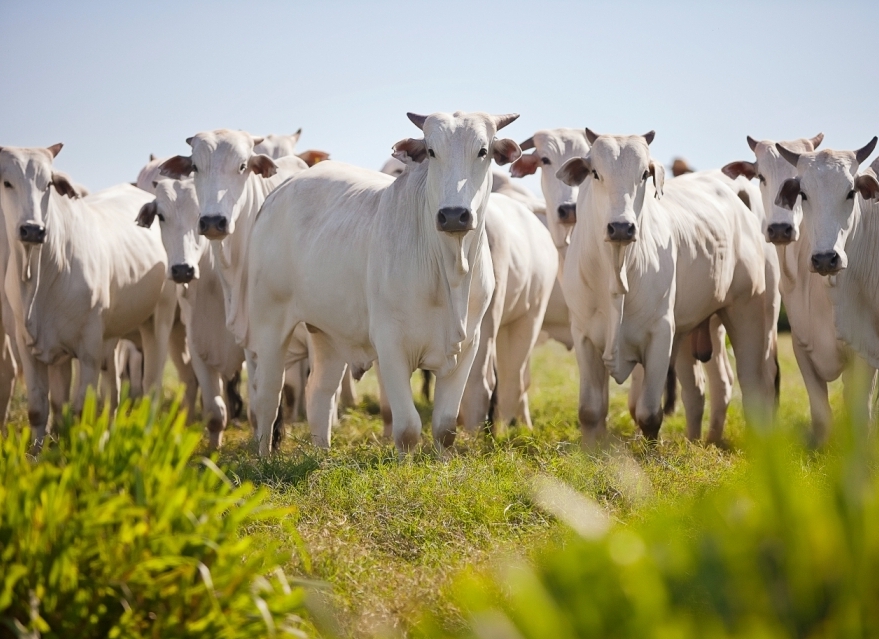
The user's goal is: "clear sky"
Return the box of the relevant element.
[1,1,876,193]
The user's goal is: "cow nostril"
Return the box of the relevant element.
[607,224,615,237]
[198,218,208,233]
[459,211,470,225]
[626,224,635,237]
[218,218,228,231]
[438,213,447,226]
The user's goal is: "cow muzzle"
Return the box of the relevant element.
[436,207,474,234]
[811,251,842,276]
[19,223,46,245]
[606,222,636,244]
[766,222,795,245]
[170,263,196,284]
[557,203,577,226]
[198,215,229,239]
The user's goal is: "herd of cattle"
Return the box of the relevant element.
[1,111,877,456]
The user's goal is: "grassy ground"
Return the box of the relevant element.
[3,333,841,637]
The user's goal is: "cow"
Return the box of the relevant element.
[772,138,879,427]
[0,144,177,443]
[722,134,875,444]
[242,111,520,456]
[158,130,310,445]
[556,129,776,442]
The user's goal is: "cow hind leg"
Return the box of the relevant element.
[495,315,543,429]
[675,346,706,441]
[374,362,394,438]
[705,319,733,445]
[459,326,496,433]
[304,331,346,449]
[842,356,876,439]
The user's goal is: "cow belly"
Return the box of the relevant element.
[103,264,166,337]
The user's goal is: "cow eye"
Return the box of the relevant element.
[157,213,165,222]
[846,189,855,200]
[757,174,766,184]
[478,148,487,158]
[2,181,11,189]
[592,170,600,180]
[428,149,436,158]
[191,165,198,173]
[800,191,808,201]
[239,163,247,173]
[541,157,551,166]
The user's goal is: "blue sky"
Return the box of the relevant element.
[1,1,876,193]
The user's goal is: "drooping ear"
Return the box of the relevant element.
[136,200,158,228]
[51,171,79,198]
[808,133,824,150]
[47,143,63,158]
[649,160,665,198]
[392,138,427,164]
[854,173,879,200]
[643,131,656,146]
[492,138,521,166]
[159,155,194,178]
[556,157,592,187]
[776,177,802,210]
[855,136,878,165]
[776,143,801,168]
[297,149,330,167]
[510,152,541,178]
[584,128,599,145]
[722,160,758,181]
[248,154,278,178]
[747,136,759,152]
[519,136,535,151]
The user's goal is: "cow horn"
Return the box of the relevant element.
[294,128,302,136]
[407,113,429,130]
[149,153,157,161]
[585,128,599,145]
[519,136,535,151]
[809,133,824,150]
[776,143,801,168]
[855,136,878,165]
[643,130,656,145]
[47,143,63,158]
[747,136,759,152]
[492,113,519,131]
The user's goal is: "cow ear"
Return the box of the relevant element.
[671,158,694,177]
[510,152,541,178]
[248,154,278,178]
[649,160,665,199]
[392,138,427,164]
[776,177,801,210]
[159,155,194,179]
[492,138,522,166]
[556,157,592,187]
[854,173,879,201]
[51,172,78,198]
[722,160,758,181]
[136,200,158,228]
[297,149,330,167]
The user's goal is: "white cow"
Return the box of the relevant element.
[772,138,879,424]
[254,130,330,167]
[158,130,309,446]
[722,134,873,444]
[0,144,177,442]
[459,192,557,430]
[556,130,776,441]
[243,111,520,455]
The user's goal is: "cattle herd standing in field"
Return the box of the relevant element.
[0,112,877,455]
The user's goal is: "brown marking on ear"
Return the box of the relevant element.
[556,157,592,187]
[248,154,278,178]
[809,133,824,150]
[159,155,194,179]
[136,200,158,228]
[854,173,879,200]
[690,318,713,363]
[407,113,428,130]
[510,152,541,178]
[297,149,330,167]
[642,130,656,145]
[776,143,801,168]
[519,136,535,151]
[855,136,878,165]
[747,136,759,152]
[776,177,801,210]
[305,323,321,334]
[722,160,758,181]
[649,160,665,198]
[392,138,427,164]
[671,158,694,177]
[492,138,522,166]
[584,128,599,145]
[51,172,78,198]
[47,143,63,158]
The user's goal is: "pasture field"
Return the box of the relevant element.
[1,333,847,637]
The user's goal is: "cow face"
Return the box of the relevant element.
[138,178,205,283]
[557,130,663,246]
[510,128,590,249]
[253,129,301,159]
[394,111,520,237]
[722,134,823,245]
[159,129,278,240]
[0,144,79,246]
[775,139,879,276]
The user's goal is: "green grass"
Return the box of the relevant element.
[1,334,845,637]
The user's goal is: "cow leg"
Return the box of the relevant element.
[72,356,101,416]
[339,365,358,410]
[374,348,421,453]
[573,333,609,444]
[627,365,643,423]
[189,347,227,448]
[496,314,543,429]
[169,319,199,419]
[433,335,481,451]
[636,328,674,440]
[48,360,72,431]
[372,362,394,438]
[675,346,706,441]
[459,325,496,433]
[19,340,50,444]
[705,319,734,445]
[246,350,258,433]
[141,284,176,395]
[789,338,831,443]
[303,331,345,449]
[101,340,120,413]
[283,360,305,423]
[0,335,17,429]
[842,355,876,438]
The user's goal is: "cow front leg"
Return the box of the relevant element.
[48,359,72,431]
[373,343,421,454]
[635,327,673,440]
[18,336,50,445]
[0,335,16,431]
[495,314,544,429]
[573,331,609,445]
[190,347,227,449]
[433,334,481,451]
[141,286,176,395]
[169,318,199,419]
[373,361,394,438]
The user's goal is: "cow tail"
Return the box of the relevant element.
[663,368,677,416]
[226,371,244,420]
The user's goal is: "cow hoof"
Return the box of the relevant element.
[209,429,224,450]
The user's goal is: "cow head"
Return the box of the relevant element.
[138,178,206,283]
[159,129,278,240]
[774,138,879,276]
[0,144,80,247]
[253,129,302,159]
[509,128,591,250]
[557,129,663,246]
[393,111,521,236]
[722,133,824,245]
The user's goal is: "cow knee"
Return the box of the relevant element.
[578,404,605,430]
